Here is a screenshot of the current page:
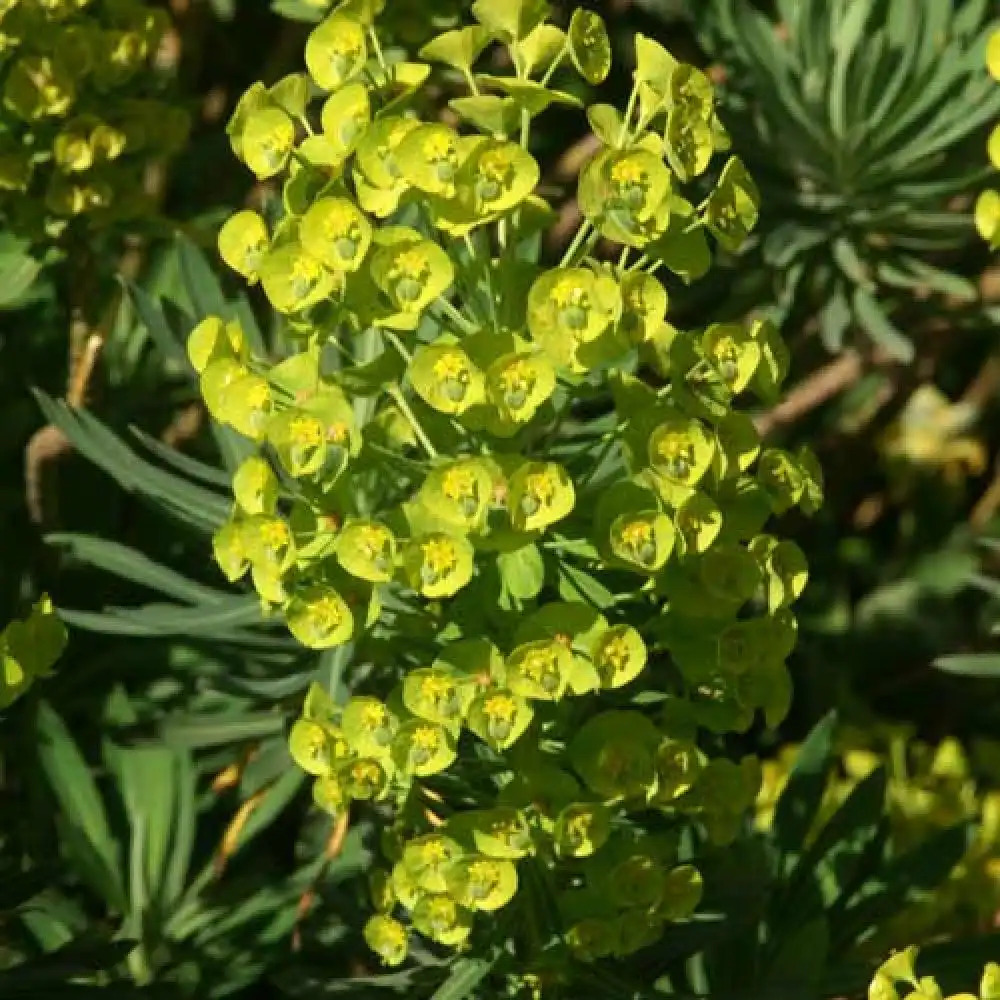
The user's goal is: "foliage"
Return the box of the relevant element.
[690,0,1000,361]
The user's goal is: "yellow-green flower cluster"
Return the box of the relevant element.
[976,30,1000,247]
[869,946,999,1000]
[758,727,1000,952]
[0,0,188,243]
[193,0,818,972]
[1,595,67,708]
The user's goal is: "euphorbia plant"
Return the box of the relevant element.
[191,0,821,985]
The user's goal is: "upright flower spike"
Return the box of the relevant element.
[210,2,815,968]
[305,14,367,91]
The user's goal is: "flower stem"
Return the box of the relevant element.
[559,218,594,268]
[434,297,478,335]
[387,385,438,459]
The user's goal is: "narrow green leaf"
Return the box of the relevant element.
[771,711,836,856]
[36,702,125,911]
[431,957,495,1000]
[852,287,913,362]
[47,534,231,605]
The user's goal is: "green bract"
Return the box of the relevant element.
[1,595,67,708]
[197,1,814,974]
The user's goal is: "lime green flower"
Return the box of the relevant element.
[403,532,475,598]
[354,115,419,217]
[609,511,674,572]
[232,455,279,516]
[212,517,249,583]
[466,688,534,750]
[702,323,761,393]
[460,138,540,218]
[446,856,518,912]
[528,267,621,348]
[486,352,555,425]
[653,739,703,803]
[285,585,353,648]
[341,696,398,757]
[363,914,408,967]
[339,756,391,800]
[508,461,575,533]
[505,638,573,701]
[619,272,668,345]
[187,316,246,374]
[579,148,671,245]
[410,344,485,415]
[305,14,367,91]
[591,625,647,689]
[402,667,472,728]
[336,520,397,583]
[320,82,370,156]
[1,595,67,709]
[403,833,464,893]
[448,808,533,860]
[370,229,455,318]
[568,710,660,799]
[396,123,463,198]
[392,719,457,776]
[259,242,335,314]
[289,717,341,776]
[976,190,1000,249]
[553,802,611,858]
[300,196,372,272]
[705,156,759,252]
[218,210,269,284]
[418,458,492,532]
[648,416,715,486]
[4,56,74,120]
[411,894,473,947]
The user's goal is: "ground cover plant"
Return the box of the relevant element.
[3,1,1000,998]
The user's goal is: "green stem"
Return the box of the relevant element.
[559,218,594,268]
[434,297,478,335]
[617,85,639,146]
[387,384,438,459]
[383,329,413,363]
